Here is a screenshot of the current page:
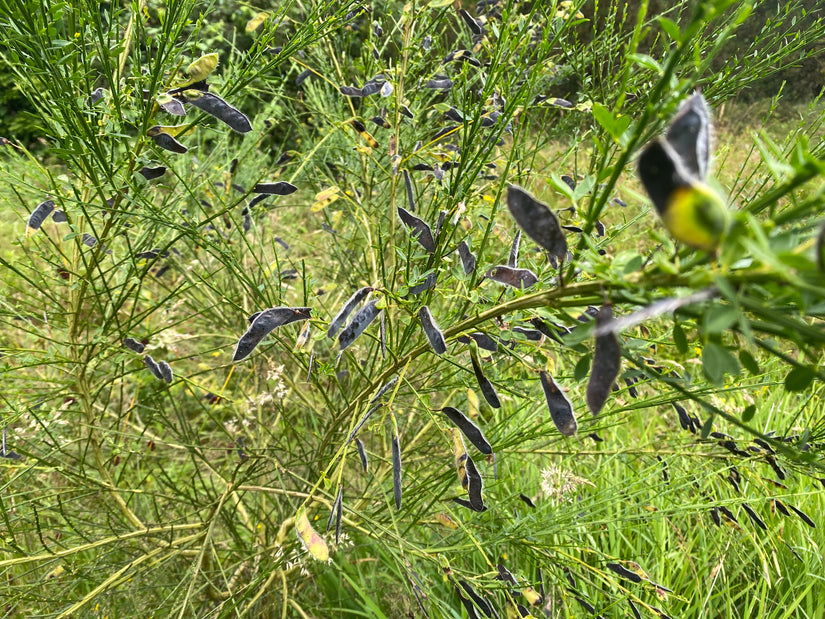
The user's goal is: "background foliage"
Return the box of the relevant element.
[1,0,824,617]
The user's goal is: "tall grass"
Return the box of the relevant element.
[1,0,824,616]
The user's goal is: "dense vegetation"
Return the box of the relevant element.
[0,0,824,617]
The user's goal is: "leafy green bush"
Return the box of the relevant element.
[1,0,824,617]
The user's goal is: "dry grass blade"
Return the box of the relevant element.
[233,307,312,361]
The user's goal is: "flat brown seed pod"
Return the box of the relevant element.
[506,185,567,258]
[233,307,312,361]
[183,90,252,133]
[470,351,501,409]
[486,265,538,289]
[442,406,492,454]
[339,300,381,351]
[397,207,435,253]
[252,182,298,195]
[392,434,402,510]
[27,200,55,231]
[457,240,476,274]
[419,306,447,354]
[328,286,373,338]
[465,454,484,511]
[539,371,577,435]
[586,305,621,416]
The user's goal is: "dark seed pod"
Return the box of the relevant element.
[158,360,173,383]
[147,126,188,153]
[766,455,786,481]
[252,182,298,195]
[392,434,402,510]
[355,437,369,472]
[89,87,105,104]
[673,402,695,433]
[586,305,621,416]
[459,580,493,618]
[397,207,435,253]
[459,9,483,35]
[773,498,792,517]
[595,220,606,237]
[628,599,642,619]
[512,326,542,341]
[369,115,390,129]
[370,376,398,405]
[424,78,453,91]
[588,432,603,442]
[403,169,416,212]
[787,502,816,528]
[412,163,434,171]
[339,300,381,351]
[508,230,521,268]
[233,307,312,361]
[741,502,767,531]
[485,265,538,289]
[296,68,312,86]
[157,95,185,116]
[409,273,437,295]
[574,597,596,614]
[328,286,373,338]
[459,332,498,352]
[519,493,535,508]
[560,175,576,190]
[470,350,500,408]
[452,497,487,512]
[457,240,476,274]
[550,98,573,108]
[123,337,145,353]
[339,85,364,97]
[52,210,67,223]
[327,485,343,532]
[465,454,485,511]
[144,355,164,380]
[442,407,492,454]
[666,93,711,180]
[349,404,382,443]
[605,562,642,583]
[379,311,387,358]
[419,306,447,354]
[539,371,577,436]
[27,200,55,231]
[182,90,252,133]
[454,585,481,619]
[138,166,166,180]
[718,505,738,524]
[506,185,567,259]
[496,564,517,584]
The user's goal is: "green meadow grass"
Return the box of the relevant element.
[1,0,825,617]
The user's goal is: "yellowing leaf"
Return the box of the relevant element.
[186,53,219,82]
[467,388,479,419]
[434,512,459,529]
[429,0,454,7]
[312,186,341,212]
[354,145,373,155]
[295,508,329,561]
[245,11,269,33]
[522,586,541,605]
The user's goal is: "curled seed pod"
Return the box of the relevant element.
[123,337,145,353]
[397,207,435,253]
[158,360,173,384]
[419,306,447,354]
[457,240,476,274]
[339,300,381,351]
[295,508,329,561]
[486,265,538,289]
[539,371,577,436]
[355,438,368,472]
[328,286,373,337]
[519,493,535,508]
[403,169,416,212]
[147,127,188,153]
[741,502,767,531]
[628,599,642,619]
[252,182,298,195]
[586,305,621,416]
[496,564,517,585]
[442,407,492,454]
[392,434,402,510]
[508,230,521,268]
[465,454,484,511]
[182,90,252,133]
[452,497,487,512]
[138,166,166,180]
[506,185,567,259]
[369,115,390,129]
[470,350,501,409]
[605,562,642,583]
[27,200,55,231]
[233,307,312,362]
[143,355,164,380]
[248,194,270,209]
